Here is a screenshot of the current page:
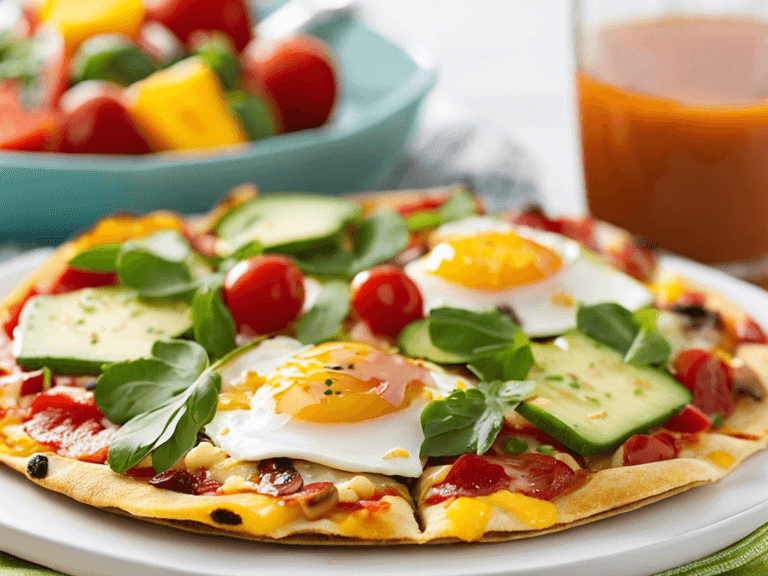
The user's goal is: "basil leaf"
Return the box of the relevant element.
[419,379,535,457]
[467,331,534,382]
[295,280,350,344]
[117,230,197,298]
[439,189,476,222]
[348,210,408,276]
[229,240,264,260]
[406,211,443,232]
[429,307,520,356]
[69,243,121,272]
[419,388,486,457]
[633,307,659,332]
[576,303,639,354]
[623,329,672,367]
[293,246,354,278]
[95,339,210,424]
[192,281,237,360]
[107,369,221,474]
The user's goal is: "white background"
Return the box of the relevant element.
[360,0,584,216]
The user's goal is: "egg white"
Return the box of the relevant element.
[404,217,654,337]
[206,337,470,477]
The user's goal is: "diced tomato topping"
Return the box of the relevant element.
[510,211,560,233]
[18,370,48,396]
[492,453,583,501]
[47,267,117,294]
[674,351,734,418]
[605,237,657,282]
[2,286,38,339]
[622,433,678,466]
[24,388,112,463]
[557,217,599,250]
[394,196,447,219]
[735,316,768,344]
[663,404,712,433]
[425,454,510,505]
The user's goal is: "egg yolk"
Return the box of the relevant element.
[272,342,431,424]
[429,231,562,290]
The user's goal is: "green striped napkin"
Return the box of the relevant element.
[3,522,768,575]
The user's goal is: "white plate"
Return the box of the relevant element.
[2,249,768,576]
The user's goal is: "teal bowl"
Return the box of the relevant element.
[0,9,436,244]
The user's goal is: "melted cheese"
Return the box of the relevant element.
[445,497,492,541]
[481,491,558,529]
[335,502,395,540]
[707,450,735,468]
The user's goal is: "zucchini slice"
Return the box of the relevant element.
[214,194,361,256]
[397,319,472,364]
[517,332,691,455]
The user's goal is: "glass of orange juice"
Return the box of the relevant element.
[576,0,768,278]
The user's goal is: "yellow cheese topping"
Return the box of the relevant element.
[481,491,558,529]
[335,506,394,540]
[445,497,492,541]
[707,450,735,468]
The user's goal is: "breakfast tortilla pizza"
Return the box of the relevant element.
[0,184,766,545]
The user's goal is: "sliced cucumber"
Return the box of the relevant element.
[397,319,472,364]
[15,287,192,374]
[214,194,361,256]
[517,332,691,455]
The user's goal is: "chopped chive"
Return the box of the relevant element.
[537,445,556,456]
[545,375,564,381]
[504,438,528,455]
[323,389,333,396]
[90,333,99,345]
[712,413,724,427]
[633,388,643,396]
[605,392,612,398]
[586,396,599,404]
[569,381,581,389]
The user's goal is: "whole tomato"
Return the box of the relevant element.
[242,35,337,133]
[351,265,424,338]
[144,0,253,52]
[55,81,152,154]
[223,255,305,334]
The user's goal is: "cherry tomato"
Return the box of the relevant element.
[242,36,337,133]
[223,255,305,334]
[674,350,734,418]
[351,265,424,338]
[663,404,712,433]
[622,433,678,466]
[55,81,151,154]
[0,86,57,151]
[144,0,253,52]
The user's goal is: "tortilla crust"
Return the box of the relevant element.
[1,215,768,545]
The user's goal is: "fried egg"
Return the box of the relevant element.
[205,337,470,477]
[404,217,653,337]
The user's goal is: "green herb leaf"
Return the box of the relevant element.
[295,280,350,344]
[419,379,535,457]
[192,276,236,360]
[95,339,221,474]
[428,307,519,356]
[117,230,197,298]
[348,210,408,276]
[69,243,122,272]
[406,211,444,232]
[229,240,264,260]
[467,331,534,382]
[576,303,639,354]
[292,246,354,278]
[405,189,476,232]
[623,329,672,367]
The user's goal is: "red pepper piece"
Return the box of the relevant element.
[622,433,678,466]
[663,404,712,433]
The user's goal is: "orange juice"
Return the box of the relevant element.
[579,18,768,263]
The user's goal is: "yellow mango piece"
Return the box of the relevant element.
[40,0,144,56]
[125,58,248,152]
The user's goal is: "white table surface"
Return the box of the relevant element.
[360,0,584,216]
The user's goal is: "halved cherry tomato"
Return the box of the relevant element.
[222,255,305,334]
[674,350,734,418]
[242,35,337,133]
[144,0,253,52]
[622,433,678,466]
[663,404,712,433]
[351,265,424,338]
[54,81,152,154]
